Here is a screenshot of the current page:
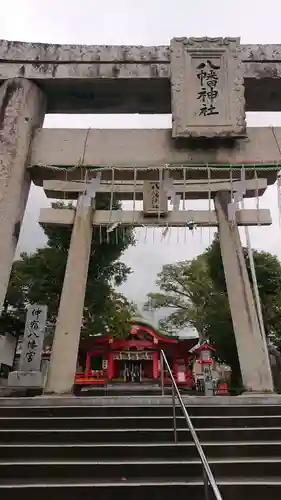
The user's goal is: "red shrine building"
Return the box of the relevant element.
[74,318,198,390]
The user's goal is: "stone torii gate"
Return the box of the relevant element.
[1,36,281,394]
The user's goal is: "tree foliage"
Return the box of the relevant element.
[0,197,136,341]
[145,236,281,386]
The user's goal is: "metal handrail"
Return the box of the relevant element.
[160,349,223,500]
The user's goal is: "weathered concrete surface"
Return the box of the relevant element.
[0,78,46,311]
[1,40,281,112]
[39,207,272,228]
[33,165,276,190]
[42,178,268,201]
[1,40,280,64]
[45,197,93,395]
[215,192,274,393]
[8,371,43,388]
[30,127,280,186]
[0,395,281,406]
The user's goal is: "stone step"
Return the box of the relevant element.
[0,458,281,482]
[1,398,281,499]
[0,426,280,443]
[79,389,163,397]
[78,386,195,397]
[1,414,281,430]
[1,441,281,460]
[0,478,280,500]
[78,384,182,397]
[1,402,281,418]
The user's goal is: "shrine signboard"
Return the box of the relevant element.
[19,304,47,371]
[143,181,168,216]
[113,351,153,361]
[170,37,246,139]
[8,304,47,389]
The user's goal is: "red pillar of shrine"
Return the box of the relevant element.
[108,352,114,380]
[152,351,159,379]
[85,353,91,377]
[173,358,179,383]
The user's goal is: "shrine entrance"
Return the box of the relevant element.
[2,36,279,395]
[74,318,197,391]
[113,350,153,383]
[117,361,142,383]
[39,161,276,396]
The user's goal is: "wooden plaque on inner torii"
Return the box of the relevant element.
[143,181,168,216]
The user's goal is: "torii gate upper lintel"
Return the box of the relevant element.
[0,38,280,113]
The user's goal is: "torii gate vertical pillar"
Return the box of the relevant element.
[214,191,274,393]
[170,36,273,393]
[0,78,46,311]
[45,197,93,394]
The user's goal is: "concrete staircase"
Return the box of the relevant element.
[79,382,194,397]
[0,397,281,499]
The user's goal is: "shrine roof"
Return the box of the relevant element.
[130,317,177,341]
[189,341,216,353]
[78,317,199,352]
[129,317,199,344]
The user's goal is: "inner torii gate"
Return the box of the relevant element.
[1,36,281,394]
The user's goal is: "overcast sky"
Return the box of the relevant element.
[2,0,281,307]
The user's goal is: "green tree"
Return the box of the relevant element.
[205,236,281,340]
[1,197,136,341]
[145,237,281,387]
[145,256,213,337]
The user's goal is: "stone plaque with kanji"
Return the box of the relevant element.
[20,304,47,372]
[170,37,246,139]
